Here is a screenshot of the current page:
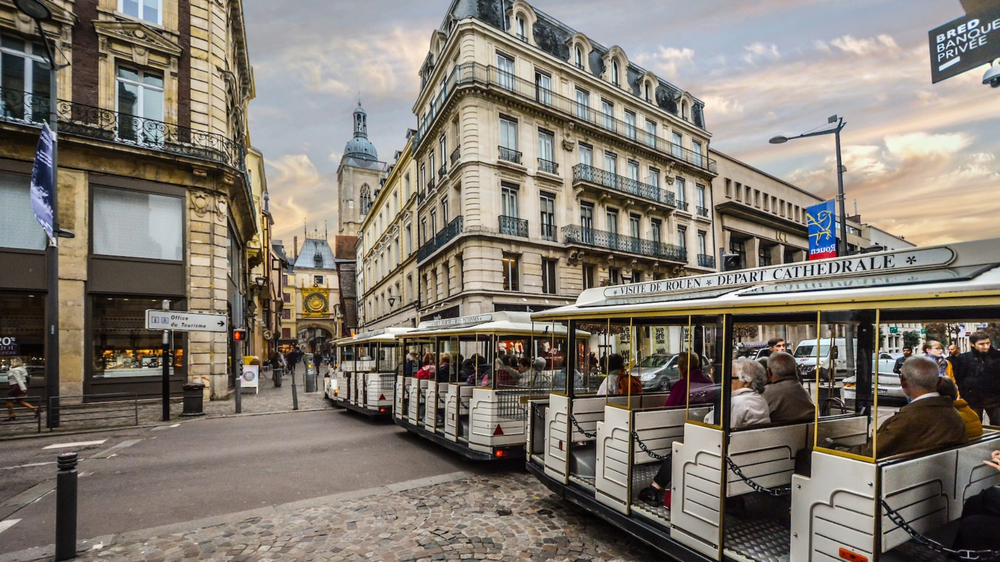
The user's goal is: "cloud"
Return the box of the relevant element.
[633,46,695,79]
[883,132,972,160]
[265,154,339,240]
[814,34,900,57]
[702,94,744,116]
[743,42,780,64]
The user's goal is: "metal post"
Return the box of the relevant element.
[55,452,77,561]
[291,352,299,411]
[162,300,170,421]
[40,20,59,430]
[835,126,848,257]
[234,341,242,414]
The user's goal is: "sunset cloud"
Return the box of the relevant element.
[743,42,780,64]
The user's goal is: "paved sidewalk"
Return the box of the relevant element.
[5,472,654,562]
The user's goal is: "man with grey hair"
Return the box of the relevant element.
[704,359,770,427]
[851,356,967,458]
[763,352,814,423]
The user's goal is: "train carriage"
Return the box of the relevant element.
[393,311,582,460]
[527,238,1000,562]
[328,328,410,418]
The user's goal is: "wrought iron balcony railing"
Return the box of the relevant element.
[498,145,522,165]
[0,86,245,173]
[450,145,461,165]
[538,158,558,175]
[498,215,528,238]
[426,178,436,192]
[439,164,447,179]
[696,205,709,218]
[412,63,716,174]
[540,222,557,242]
[676,200,689,212]
[572,164,676,208]
[417,215,463,262]
[698,254,716,268]
[561,225,687,263]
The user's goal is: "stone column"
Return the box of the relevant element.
[58,169,89,398]
[187,190,231,399]
[745,237,761,269]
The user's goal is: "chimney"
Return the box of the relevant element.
[293,236,298,259]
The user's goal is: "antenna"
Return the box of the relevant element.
[324,220,328,239]
[303,218,307,237]
[854,199,858,216]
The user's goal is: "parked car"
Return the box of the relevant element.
[841,352,906,406]
[792,338,857,380]
[635,353,710,391]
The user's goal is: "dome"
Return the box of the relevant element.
[344,136,378,161]
[342,101,380,167]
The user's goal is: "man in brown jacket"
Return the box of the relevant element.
[852,356,968,458]
[763,352,814,423]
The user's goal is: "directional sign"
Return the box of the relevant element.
[929,6,1000,83]
[145,310,228,332]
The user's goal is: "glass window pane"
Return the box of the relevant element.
[142,0,159,23]
[117,67,139,82]
[117,80,138,115]
[1,52,26,119]
[143,85,163,122]
[121,0,140,18]
[0,293,45,387]
[93,296,186,379]
[93,187,183,261]
[1,36,26,51]
[0,174,46,250]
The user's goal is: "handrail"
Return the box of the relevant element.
[562,225,687,262]
[412,63,716,174]
[498,145,522,164]
[573,164,676,208]
[417,215,464,262]
[498,215,528,237]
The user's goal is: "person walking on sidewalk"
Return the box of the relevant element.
[4,358,40,421]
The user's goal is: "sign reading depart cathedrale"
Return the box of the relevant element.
[602,247,956,300]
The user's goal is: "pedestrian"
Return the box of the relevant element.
[758,337,786,359]
[953,331,1000,424]
[4,358,40,421]
[922,340,953,380]
[892,346,913,375]
[947,343,961,367]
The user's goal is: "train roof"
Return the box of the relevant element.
[530,238,1000,321]
[399,311,583,338]
[335,327,412,346]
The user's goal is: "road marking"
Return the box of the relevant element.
[43,439,107,450]
[2,481,55,508]
[152,424,180,431]
[91,439,142,459]
[1,461,56,471]
[0,519,21,535]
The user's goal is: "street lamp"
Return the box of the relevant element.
[15,0,66,429]
[770,115,848,257]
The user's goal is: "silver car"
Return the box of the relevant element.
[635,353,709,392]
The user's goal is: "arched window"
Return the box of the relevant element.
[575,47,584,69]
[360,184,372,214]
[515,16,526,40]
[644,82,651,102]
[681,100,688,120]
[611,60,620,86]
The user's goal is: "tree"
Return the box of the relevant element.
[902,330,921,350]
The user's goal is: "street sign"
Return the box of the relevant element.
[145,310,228,332]
[929,6,1000,83]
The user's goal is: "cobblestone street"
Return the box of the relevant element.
[64,472,654,562]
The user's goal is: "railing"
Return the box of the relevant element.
[676,200,689,212]
[412,63,715,174]
[540,222,557,242]
[538,158,559,174]
[498,145,522,164]
[439,164,447,179]
[696,205,709,217]
[572,164,676,208]
[562,225,687,262]
[498,215,528,237]
[698,254,716,268]
[451,145,461,165]
[0,87,246,173]
[417,215,464,262]
[48,393,140,429]
[427,178,436,192]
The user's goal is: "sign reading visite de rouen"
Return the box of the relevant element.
[929,5,1000,83]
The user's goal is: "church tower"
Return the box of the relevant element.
[337,101,384,237]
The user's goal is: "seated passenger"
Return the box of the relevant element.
[763,352,814,423]
[663,353,713,407]
[954,450,1000,551]
[436,353,451,384]
[460,357,477,385]
[850,356,967,458]
[640,360,769,507]
[938,376,983,439]
[415,353,436,380]
[596,354,626,396]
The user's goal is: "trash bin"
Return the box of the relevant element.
[182,383,206,416]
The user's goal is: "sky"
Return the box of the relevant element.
[242,0,999,248]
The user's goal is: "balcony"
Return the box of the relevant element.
[696,205,709,218]
[498,145,522,165]
[538,158,559,175]
[562,225,687,263]
[439,164,447,180]
[426,178,436,192]
[498,215,528,237]
[412,63,716,175]
[0,86,245,173]
[572,164,676,208]
[541,223,557,242]
[450,145,461,165]
[417,215,463,263]
[676,200,689,212]
[698,254,716,269]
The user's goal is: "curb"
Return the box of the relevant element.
[0,471,472,562]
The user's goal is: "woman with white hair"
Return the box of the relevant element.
[704,359,770,427]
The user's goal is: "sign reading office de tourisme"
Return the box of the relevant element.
[145,310,229,333]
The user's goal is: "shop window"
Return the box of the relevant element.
[0,173,46,250]
[0,292,44,384]
[93,187,183,261]
[92,296,186,379]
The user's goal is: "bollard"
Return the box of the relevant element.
[55,452,78,561]
[291,362,299,411]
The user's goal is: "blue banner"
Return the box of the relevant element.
[806,200,837,260]
[30,123,55,246]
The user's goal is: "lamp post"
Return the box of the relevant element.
[770,115,848,257]
[15,0,65,428]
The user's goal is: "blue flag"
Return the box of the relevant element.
[806,200,837,260]
[30,123,55,246]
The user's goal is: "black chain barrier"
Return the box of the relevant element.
[724,457,792,497]
[879,498,1000,561]
[569,414,597,438]
[631,430,670,461]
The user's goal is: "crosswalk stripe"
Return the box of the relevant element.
[42,439,107,450]
[0,519,21,535]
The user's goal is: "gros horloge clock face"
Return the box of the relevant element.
[304,293,328,313]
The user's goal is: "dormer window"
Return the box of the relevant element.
[611,60,620,86]
[644,83,651,102]
[575,47,584,70]
[681,100,689,120]
[515,16,527,41]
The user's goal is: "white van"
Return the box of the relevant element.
[792,338,856,380]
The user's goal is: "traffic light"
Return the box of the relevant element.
[722,253,742,272]
[233,328,247,341]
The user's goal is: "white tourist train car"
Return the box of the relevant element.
[526,239,1000,562]
[327,328,410,417]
